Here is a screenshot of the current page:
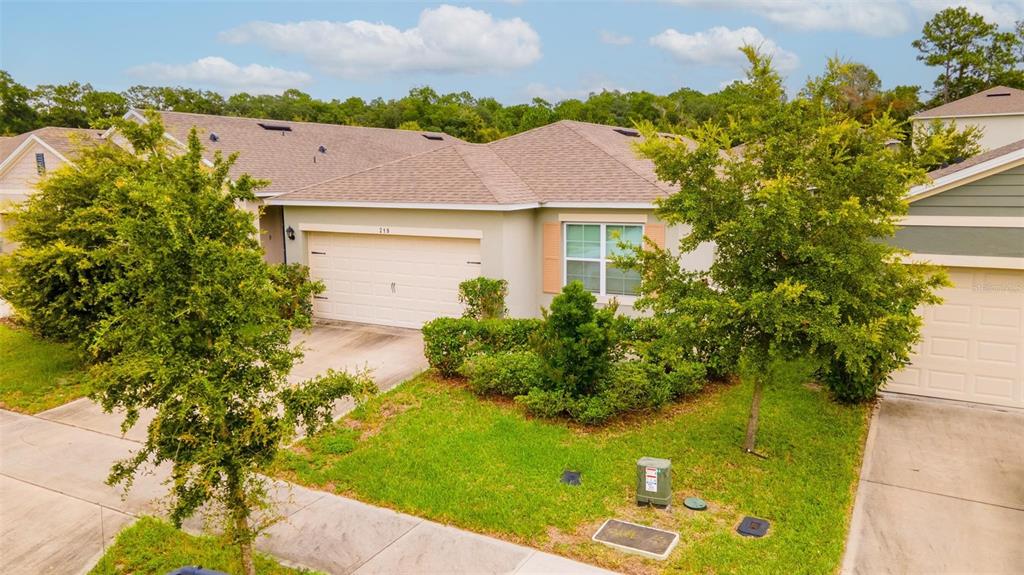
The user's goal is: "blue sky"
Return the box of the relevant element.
[2,1,1022,104]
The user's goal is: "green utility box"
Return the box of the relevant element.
[636,457,672,507]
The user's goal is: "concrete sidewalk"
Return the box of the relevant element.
[0,408,614,575]
[842,395,1024,574]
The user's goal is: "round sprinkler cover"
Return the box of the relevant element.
[684,497,707,510]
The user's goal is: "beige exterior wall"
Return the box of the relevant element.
[915,115,1024,152]
[281,206,539,317]
[534,208,714,314]
[0,141,70,254]
[280,205,714,321]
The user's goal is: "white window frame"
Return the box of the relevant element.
[563,222,645,297]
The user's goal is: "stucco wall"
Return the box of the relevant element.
[533,208,714,314]
[280,206,539,317]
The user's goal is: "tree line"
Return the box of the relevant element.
[1,8,1020,142]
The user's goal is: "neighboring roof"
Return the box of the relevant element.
[909,136,1024,200]
[913,86,1024,119]
[145,110,458,196]
[0,127,106,178]
[275,120,689,207]
[0,127,104,164]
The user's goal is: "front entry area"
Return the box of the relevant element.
[306,231,481,329]
[887,267,1023,409]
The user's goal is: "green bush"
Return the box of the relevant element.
[461,351,544,396]
[535,281,620,398]
[269,263,323,328]
[459,277,509,319]
[515,388,571,419]
[422,317,543,378]
[606,360,672,412]
[422,317,479,378]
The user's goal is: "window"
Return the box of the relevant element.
[35,153,45,175]
[564,223,643,296]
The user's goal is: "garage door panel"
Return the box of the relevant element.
[888,267,1023,409]
[307,232,480,329]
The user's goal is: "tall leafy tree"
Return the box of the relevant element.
[5,114,374,574]
[0,70,40,134]
[627,49,947,453]
[913,7,1024,104]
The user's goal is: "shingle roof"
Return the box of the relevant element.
[913,86,1024,119]
[277,120,688,206]
[0,127,105,164]
[924,137,1024,180]
[150,110,458,196]
[282,144,537,205]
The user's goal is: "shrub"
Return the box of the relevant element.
[422,317,479,377]
[461,351,544,396]
[422,317,543,378]
[606,360,672,412]
[565,394,618,425]
[535,281,619,398]
[269,263,323,328]
[459,277,508,320]
[515,388,571,419]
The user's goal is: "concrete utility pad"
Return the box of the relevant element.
[843,396,1024,574]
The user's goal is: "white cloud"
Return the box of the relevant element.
[669,0,908,36]
[524,75,624,102]
[910,0,1023,28]
[127,56,311,94]
[599,30,634,45]
[650,26,800,72]
[220,5,542,77]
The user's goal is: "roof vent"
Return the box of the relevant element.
[613,128,640,137]
[318,145,327,153]
[209,132,219,142]
[422,134,444,141]
[986,92,1012,97]
[258,122,292,132]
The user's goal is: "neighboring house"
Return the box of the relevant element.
[0,127,105,254]
[911,86,1024,151]
[888,137,1024,410]
[267,121,714,327]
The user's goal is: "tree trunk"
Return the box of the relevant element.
[237,514,256,575]
[743,372,764,453]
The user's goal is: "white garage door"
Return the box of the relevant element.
[307,232,481,329]
[888,267,1024,409]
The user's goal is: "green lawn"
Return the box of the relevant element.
[0,323,89,413]
[275,369,870,574]
[89,517,320,575]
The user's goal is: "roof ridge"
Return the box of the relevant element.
[150,109,453,137]
[273,141,460,198]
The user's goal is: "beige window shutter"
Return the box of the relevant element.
[542,222,562,293]
[645,224,666,250]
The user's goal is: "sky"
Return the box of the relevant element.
[1,0,1022,104]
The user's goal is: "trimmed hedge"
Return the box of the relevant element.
[461,351,544,397]
[422,317,542,377]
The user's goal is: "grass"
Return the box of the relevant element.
[0,322,89,413]
[274,367,870,574]
[89,517,320,575]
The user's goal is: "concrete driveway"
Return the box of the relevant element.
[842,395,1024,574]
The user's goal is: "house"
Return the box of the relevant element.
[266,121,714,326]
[0,127,106,254]
[911,86,1024,151]
[887,134,1024,410]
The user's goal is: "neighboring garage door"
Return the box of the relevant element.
[888,267,1024,409]
[307,232,481,329]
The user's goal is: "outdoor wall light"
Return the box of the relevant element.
[286,226,295,240]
